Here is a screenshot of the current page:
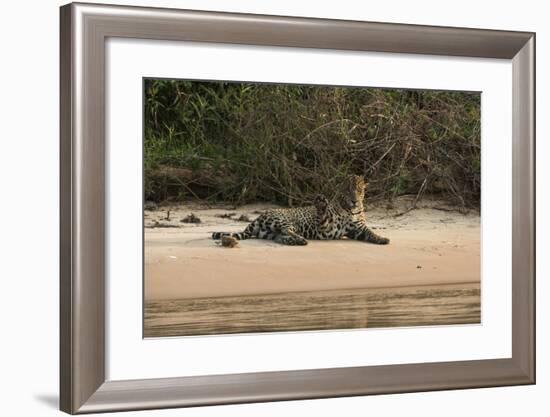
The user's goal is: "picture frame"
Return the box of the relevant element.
[59,2,535,414]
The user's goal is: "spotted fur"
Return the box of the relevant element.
[212,175,389,246]
[314,176,390,245]
[212,205,318,246]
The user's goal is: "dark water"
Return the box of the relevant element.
[144,283,480,337]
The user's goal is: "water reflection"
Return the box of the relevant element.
[144,283,480,337]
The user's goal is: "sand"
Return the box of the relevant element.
[144,198,480,301]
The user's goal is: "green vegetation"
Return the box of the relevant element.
[144,79,480,208]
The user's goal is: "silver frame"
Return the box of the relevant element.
[60,2,535,414]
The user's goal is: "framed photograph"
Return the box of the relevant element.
[60,2,535,414]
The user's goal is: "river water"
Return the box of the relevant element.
[144,283,480,337]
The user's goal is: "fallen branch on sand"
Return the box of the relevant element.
[145,220,180,229]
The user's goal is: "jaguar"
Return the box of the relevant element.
[211,175,389,246]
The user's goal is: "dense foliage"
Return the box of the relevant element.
[144,79,480,208]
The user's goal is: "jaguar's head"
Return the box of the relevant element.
[340,175,367,211]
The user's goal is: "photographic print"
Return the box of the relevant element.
[143,79,481,337]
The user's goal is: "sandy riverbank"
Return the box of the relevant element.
[144,198,480,301]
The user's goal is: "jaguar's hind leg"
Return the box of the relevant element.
[313,195,332,234]
[313,194,330,212]
[274,234,307,246]
[274,228,308,246]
